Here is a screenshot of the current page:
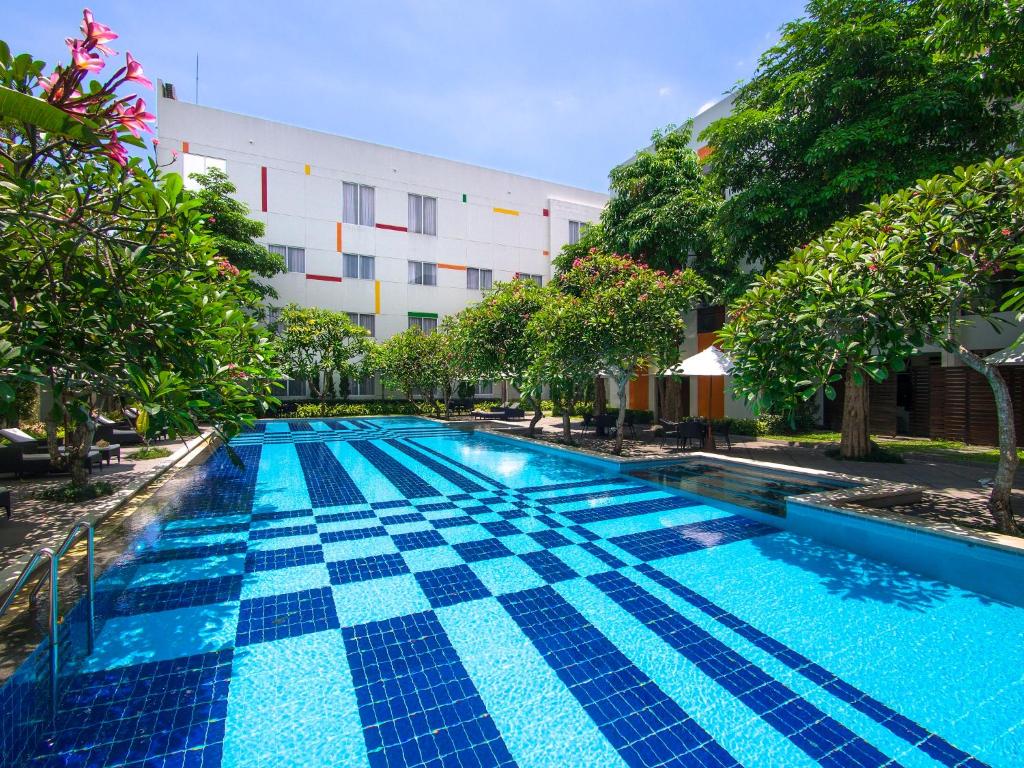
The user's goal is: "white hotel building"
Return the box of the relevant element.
[155,87,607,398]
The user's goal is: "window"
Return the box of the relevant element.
[347,312,376,337]
[408,316,438,334]
[517,272,543,287]
[343,253,375,280]
[476,380,493,396]
[408,193,437,235]
[273,377,308,398]
[269,244,305,273]
[568,220,586,245]
[342,182,375,226]
[467,267,492,291]
[408,261,437,286]
[351,374,376,397]
[181,153,226,190]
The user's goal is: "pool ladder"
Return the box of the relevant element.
[0,519,96,720]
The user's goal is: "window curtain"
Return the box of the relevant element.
[360,254,375,280]
[359,185,375,226]
[423,196,437,235]
[342,182,358,224]
[408,194,422,234]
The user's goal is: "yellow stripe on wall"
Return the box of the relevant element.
[304,164,311,175]
[492,207,520,216]
[374,280,381,314]
[336,222,342,252]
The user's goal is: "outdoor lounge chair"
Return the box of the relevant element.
[0,428,43,450]
[95,415,144,445]
[471,407,505,420]
[712,421,732,450]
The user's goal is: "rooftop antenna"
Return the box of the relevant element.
[195,53,199,104]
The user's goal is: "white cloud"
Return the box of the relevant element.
[696,99,717,115]
[658,86,672,97]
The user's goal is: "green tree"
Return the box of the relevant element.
[189,167,285,301]
[457,279,549,433]
[0,20,279,487]
[527,295,602,442]
[702,0,1023,270]
[557,253,705,454]
[720,157,1024,532]
[276,306,372,401]
[370,325,465,416]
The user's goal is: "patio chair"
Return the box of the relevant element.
[95,415,144,445]
[712,421,732,450]
[623,412,638,439]
[678,420,705,450]
[657,419,680,446]
[503,408,526,421]
[573,413,594,436]
[595,414,618,437]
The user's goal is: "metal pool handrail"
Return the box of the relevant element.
[0,547,60,719]
[29,519,95,655]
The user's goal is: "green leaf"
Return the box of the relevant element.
[0,86,97,142]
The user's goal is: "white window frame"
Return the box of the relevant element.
[182,153,226,191]
[351,374,376,397]
[346,312,376,337]
[342,182,375,227]
[343,253,375,280]
[568,220,586,245]
[408,316,438,334]
[467,267,492,291]
[269,244,305,274]
[408,260,437,286]
[517,272,543,287]
[408,193,437,235]
[476,380,494,396]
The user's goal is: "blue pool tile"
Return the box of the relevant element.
[529,529,573,549]
[569,524,601,542]
[519,551,579,584]
[502,534,544,555]
[236,587,339,646]
[391,529,448,551]
[294,442,366,508]
[350,440,440,498]
[610,515,777,562]
[342,611,515,767]
[320,525,388,544]
[468,556,547,596]
[405,439,506,489]
[386,439,490,493]
[589,571,891,768]
[332,574,432,626]
[563,494,699,525]
[248,523,318,541]
[498,586,740,768]
[400,546,465,573]
[40,650,234,767]
[108,574,243,616]
[133,541,247,565]
[414,565,492,608]
[377,511,426,525]
[482,520,520,537]
[580,541,628,569]
[314,508,376,524]
[327,553,410,585]
[251,507,313,523]
[535,514,565,529]
[431,514,477,530]
[245,544,324,573]
[453,537,514,563]
[415,501,458,512]
[370,499,410,511]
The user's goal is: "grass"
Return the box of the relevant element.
[128,447,172,460]
[760,431,1023,464]
[37,481,114,503]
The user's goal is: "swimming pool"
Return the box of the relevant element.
[3,416,1023,766]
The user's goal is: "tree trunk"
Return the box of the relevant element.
[67,418,95,488]
[562,388,576,442]
[501,379,508,406]
[953,346,1020,534]
[594,376,606,417]
[839,363,871,459]
[614,376,629,455]
[529,403,543,437]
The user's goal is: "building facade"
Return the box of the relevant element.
[155,88,607,397]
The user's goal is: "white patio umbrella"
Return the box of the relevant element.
[661,346,733,449]
[985,346,1024,366]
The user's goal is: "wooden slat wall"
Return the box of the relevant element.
[868,377,898,436]
[908,369,931,437]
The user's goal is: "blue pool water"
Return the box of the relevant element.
[4,416,1024,766]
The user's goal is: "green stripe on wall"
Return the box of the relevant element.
[408,311,439,319]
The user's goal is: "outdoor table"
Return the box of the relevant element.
[97,444,121,466]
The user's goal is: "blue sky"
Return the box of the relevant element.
[6,1,807,191]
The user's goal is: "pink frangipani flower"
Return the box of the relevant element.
[69,39,104,72]
[115,97,155,136]
[124,52,152,89]
[106,135,128,166]
[81,9,118,48]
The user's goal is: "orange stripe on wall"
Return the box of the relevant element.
[181,140,189,153]
[437,263,467,271]
[336,222,342,253]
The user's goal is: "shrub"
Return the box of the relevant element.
[37,481,114,503]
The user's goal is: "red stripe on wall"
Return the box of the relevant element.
[375,223,408,232]
[305,274,342,283]
[542,208,549,217]
[260,166,268,212]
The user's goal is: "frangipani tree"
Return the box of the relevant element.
[276,306,373,401]
[557,253,706,454]
[527,295,602,442]
[721,157,1024,533]
[457,279,549,433]
[370,324,466,416]
[0,12,279,487]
